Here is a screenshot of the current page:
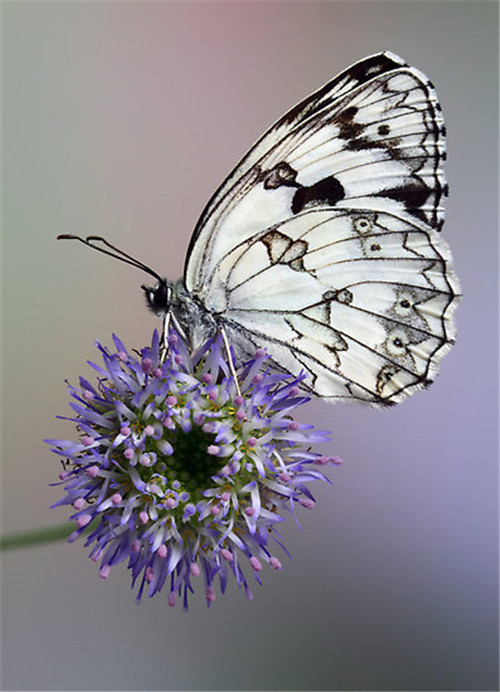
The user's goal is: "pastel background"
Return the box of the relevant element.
[2,2,498,690]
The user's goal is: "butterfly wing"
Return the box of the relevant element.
[184,51,460,404]
[201,207,458,404]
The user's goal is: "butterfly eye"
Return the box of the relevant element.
[142,279,170,315]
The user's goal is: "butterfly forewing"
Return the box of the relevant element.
[183,52,459,405]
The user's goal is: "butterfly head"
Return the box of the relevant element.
[142,278,170,316]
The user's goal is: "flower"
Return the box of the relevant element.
[47,330,341,609]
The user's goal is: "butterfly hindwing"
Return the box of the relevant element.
[200,207,457,404]
[183,52,459,405]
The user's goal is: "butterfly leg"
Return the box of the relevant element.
[159,312,171,363]
[220,327,242,398]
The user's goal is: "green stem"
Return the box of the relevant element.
[0,524,74,550]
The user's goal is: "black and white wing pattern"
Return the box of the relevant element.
[184,51,460,405]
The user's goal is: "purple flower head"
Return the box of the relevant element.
[47,330,341,609]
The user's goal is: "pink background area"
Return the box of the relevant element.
[2,2,498,690]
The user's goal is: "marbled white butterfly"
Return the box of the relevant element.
[60,52,460,406]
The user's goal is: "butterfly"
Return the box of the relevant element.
[59,51,460,406]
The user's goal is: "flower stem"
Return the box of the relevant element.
[0,524,74,551]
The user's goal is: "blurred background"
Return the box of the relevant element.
[2,2,498,690]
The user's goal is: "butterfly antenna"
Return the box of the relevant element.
[59,234,178,364]
[57,234,163,282]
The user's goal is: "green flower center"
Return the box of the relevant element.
[166,426,221,498]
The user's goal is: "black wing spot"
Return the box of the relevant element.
[261,230,308,272]
[333,106,366,140]
[263,162,299,189]
[350,53,405,83]
[381,183,434,221]
[347,135,403,159]
[378,124,390,135]
[292,176,345,214]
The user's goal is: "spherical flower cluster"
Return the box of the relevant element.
[47,330,341,609]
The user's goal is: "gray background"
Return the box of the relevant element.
[2,2,498,690]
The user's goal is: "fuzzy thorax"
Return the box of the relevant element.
[142,278,218,351]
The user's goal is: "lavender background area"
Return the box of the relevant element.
[2,2,498,690]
